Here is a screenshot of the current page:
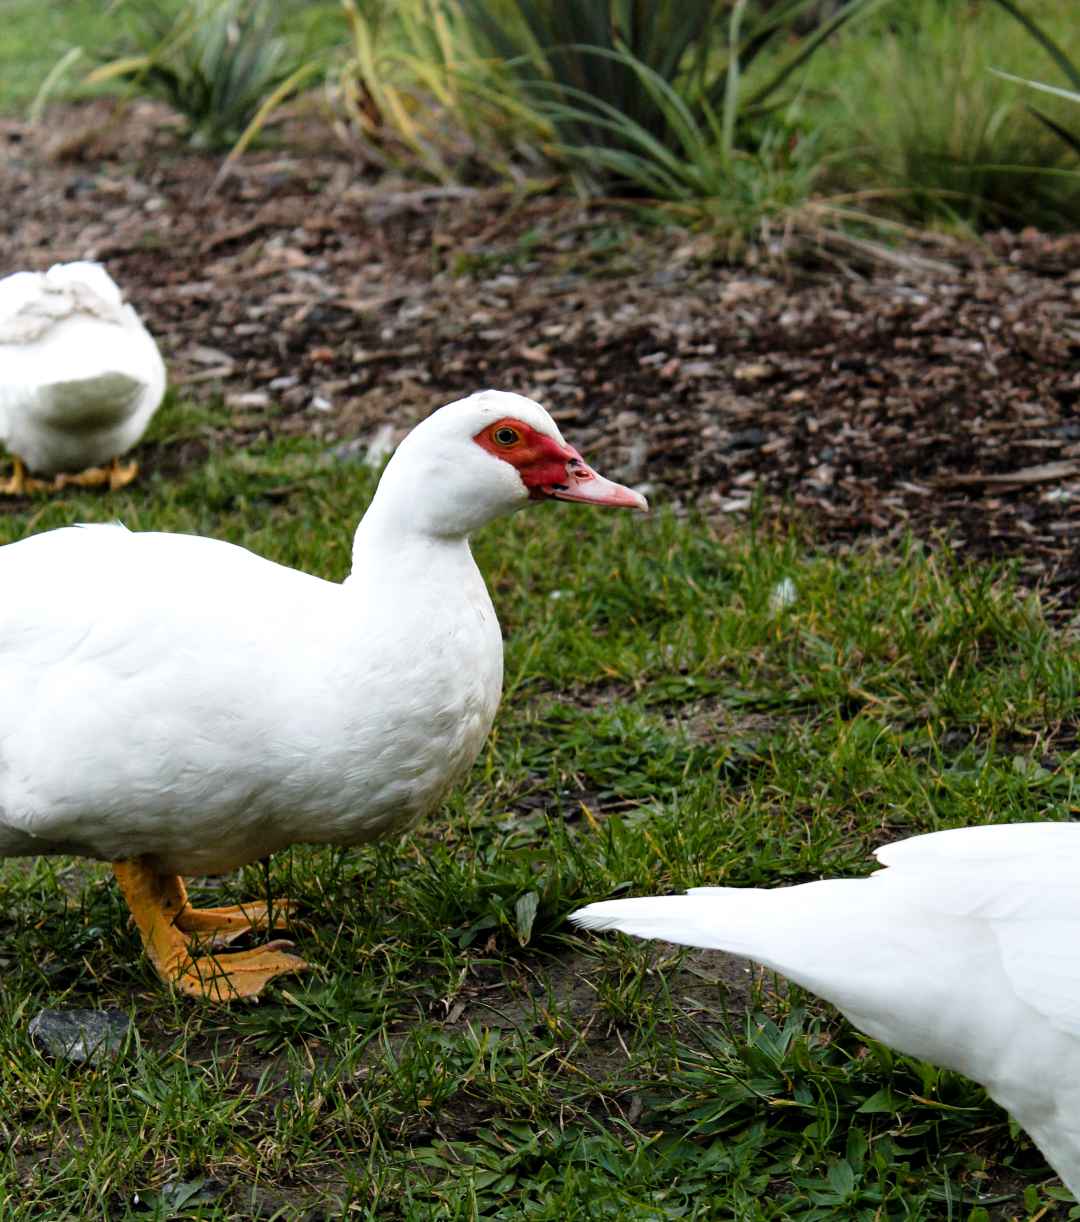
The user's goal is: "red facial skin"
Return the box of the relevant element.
[474,416,649,511]
[471,415,649,510]
[473,417,580,498]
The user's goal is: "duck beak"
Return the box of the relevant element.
[546,456,649,512]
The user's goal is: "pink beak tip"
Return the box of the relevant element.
[548,462,650,513]
[624,487,650,513]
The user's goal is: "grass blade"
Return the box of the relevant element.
[985,0,1080,91]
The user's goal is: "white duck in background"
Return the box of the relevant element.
[0,261,166,494]
[572,822,1080,1199]
[0,390,646,1000]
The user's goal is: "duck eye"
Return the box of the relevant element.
[493,426,520,446]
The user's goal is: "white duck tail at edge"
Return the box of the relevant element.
[0,389,646,1001]
[571,821,1080,1199]
[0,261,166,492]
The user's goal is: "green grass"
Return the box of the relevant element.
[0,0,120,112]
[0,0,343,119]
[797,0,1080,229]
[1,408,1079,1218]
[7,0,1080,240]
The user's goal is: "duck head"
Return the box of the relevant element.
[366,390,648,539]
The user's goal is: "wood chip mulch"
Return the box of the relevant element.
[3,102,1080,603]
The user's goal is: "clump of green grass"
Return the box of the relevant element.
[339,0,870,243]
[989,0,1080,157]
[0,403,1078,1216]
[457,0,856,193]
[339,0,545,184]
[81,0,323,150]
[0,0,117,113]
[8,0,343,146]
[801,0,1080,229]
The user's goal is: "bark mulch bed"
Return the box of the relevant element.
[3,103,1080,602]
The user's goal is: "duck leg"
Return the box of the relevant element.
[0,456,50,495]
[53,457,138,492]
[165,874,300,948]
[174,899,301,945]
[108,456,139,490]
[112,860,308,1002]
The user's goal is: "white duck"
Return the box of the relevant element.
[0,390,646,1000]
[0,261,166,494]
[572,822,1080,1199]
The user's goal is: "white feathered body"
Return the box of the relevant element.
[0,523,502,875]
[572,823,1080,1197]
[0,262,166,474]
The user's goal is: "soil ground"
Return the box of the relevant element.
[3,101,1080,606]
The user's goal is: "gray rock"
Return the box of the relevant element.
[725,428,767,451]
[324,422,400,470]
[29,1008,131,1065]
[160,1179,227,1209]
[131,1178,228,1213]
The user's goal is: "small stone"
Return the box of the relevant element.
[29,1008,131,1065]
[769,578,798,613]
[361,422,398,469]
[733,362,773,382]
[132,1178,227,1212]
[225,391,270,409]
[325,437,367,465]
[324,422,399,469]
[725,428,767,451]
[160,1179,226,1208]
[613,437,649,483]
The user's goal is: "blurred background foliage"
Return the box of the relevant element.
[6,0,1080,241]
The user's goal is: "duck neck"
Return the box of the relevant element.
[345,439,506,580]
[346,489,476,588]
[349,520,470,577]
[347,426,528,550]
